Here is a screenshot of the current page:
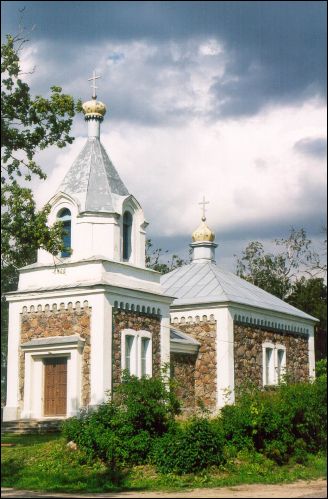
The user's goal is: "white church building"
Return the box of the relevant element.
[3,79,317,422]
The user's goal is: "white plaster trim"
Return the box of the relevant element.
[121,329,153,378]
[20,345,82,420]
[262,342,286,387]
[308,328,316,379]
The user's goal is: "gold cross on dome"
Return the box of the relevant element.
[199,195,209,221]
[88,70,101,99]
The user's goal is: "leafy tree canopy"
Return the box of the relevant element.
[235,227,325,300]
[146,238,191,274]
[1,30,82,272]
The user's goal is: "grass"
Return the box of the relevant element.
[1,433,327,493]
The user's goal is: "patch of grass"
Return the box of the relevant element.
[1,434,326,493]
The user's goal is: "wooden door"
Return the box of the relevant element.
[44,357,67,416]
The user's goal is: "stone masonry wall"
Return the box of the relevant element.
[234,323,309,392]
[173,318,217,410]
[170,352,197,412]
[20,301,91,408]
[112,308,161,390]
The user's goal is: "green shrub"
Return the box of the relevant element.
[315,358,327,379]
[62,372,180,467]
[152,417,225,474]
[219,377,327,464]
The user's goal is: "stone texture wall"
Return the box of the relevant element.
[170,352,197,412]
[173,318,217,410]
[112,308,161,390]
[20,302,91,408]
[234,323,309,392]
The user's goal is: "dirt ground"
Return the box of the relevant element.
[1,479,327,498]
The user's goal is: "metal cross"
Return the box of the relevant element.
[199,195,209,221]
[88,70,101,99]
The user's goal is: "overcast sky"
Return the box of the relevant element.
[2,1,327,270]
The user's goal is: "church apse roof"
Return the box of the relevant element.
[57,138,129,214]
[161,261,318,322]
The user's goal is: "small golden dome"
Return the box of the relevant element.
[192,217,215,242]
[82,98,107,118]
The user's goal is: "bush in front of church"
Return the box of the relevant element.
[151,416,225,474]
[218,374,327,465]
[62,371,180,467]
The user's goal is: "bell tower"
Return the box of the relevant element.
[37,71,147,267]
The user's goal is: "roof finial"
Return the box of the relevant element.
[88,70,101,99]
[199,195,209,222]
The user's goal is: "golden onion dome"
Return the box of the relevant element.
[192,217,215,242]
[82,98,107,118]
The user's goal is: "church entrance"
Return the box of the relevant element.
[43,357,67,416]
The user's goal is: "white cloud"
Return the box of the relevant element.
[34,99,326,240]
[18,36,325,250]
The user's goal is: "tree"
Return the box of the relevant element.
[287,277,327,360]
[146,238,191,274]
[235,227,327,359]
[1,31,82,271]
[1,28,81,403]
[235,227,323,300]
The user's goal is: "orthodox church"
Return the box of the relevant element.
[3,77,317,422]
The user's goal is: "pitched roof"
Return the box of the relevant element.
[57,137,129,213]
[161,261,317,321]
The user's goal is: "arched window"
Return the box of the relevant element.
[58,208,71,258]
[122,211,132,261]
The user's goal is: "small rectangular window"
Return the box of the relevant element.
[141,337,150,377]
[265,347,274,385]
[125,335,134,374]
[277,349,285,382]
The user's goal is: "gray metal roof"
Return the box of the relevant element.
[57,138,129,213]
[161,262,317,321]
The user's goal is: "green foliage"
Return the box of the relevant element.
[2,433,326,493]
[235,228,322,300]
[145,238,191,274]
[1,31,81,270]
[287,278,327,359]
[62,373,180,468]
[219,377,327,464]
[152,417,225,474]
[315,358,327,379]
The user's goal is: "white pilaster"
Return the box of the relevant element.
[3,302,21,421]
[216,307,235,408]
[89,294,112,405]
[160,309,171,375]
[308,326,315,379]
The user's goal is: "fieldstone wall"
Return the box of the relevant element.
[112,308,161,390]
[170,352,197,412]
[19,302,91,408]
[234,323,309,392]
[172,318,217,410]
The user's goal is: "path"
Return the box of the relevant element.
[1,478,327,498]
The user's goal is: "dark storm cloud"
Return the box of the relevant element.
[2,1,326,119]
[294,137,327,158]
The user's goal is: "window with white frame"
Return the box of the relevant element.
[276,345,286,383]
[262,342,286,386]
[121,329,152,378]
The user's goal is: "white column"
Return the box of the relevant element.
[216,307,235,408]
[3,302,21,421]
[160,308,171,378]
[308,326,316,379]
[89,294,112,406]
[21,352,32,419]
